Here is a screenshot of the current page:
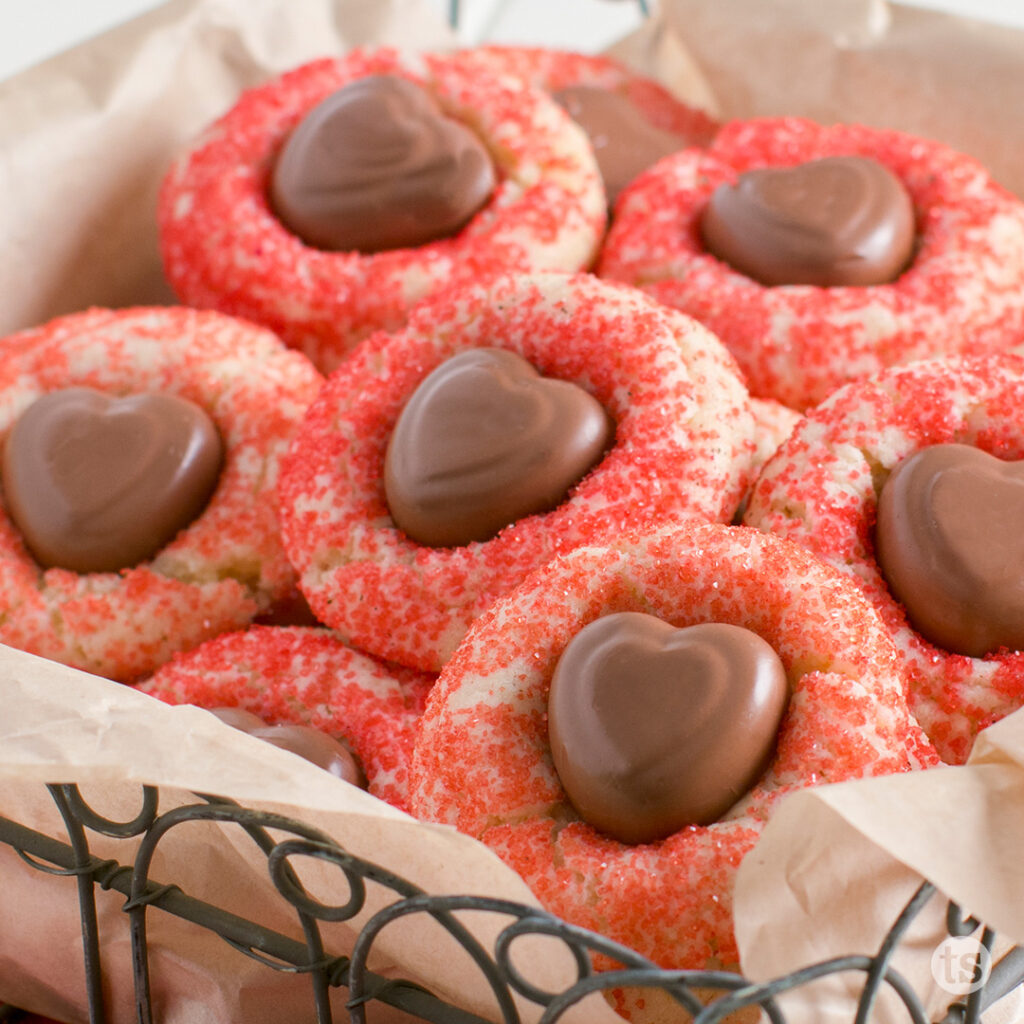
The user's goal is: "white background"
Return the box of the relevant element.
[2,0,1024,83]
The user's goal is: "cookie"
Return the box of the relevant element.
[278,272,759,672]
[747,397,802,480]
[139,625,432,811]
[448,46,718,206]
[743,352,1024,764]
[599,117,1024,409]
[410,522,938,970]
[0,306,322,682]
[159,48,606,373]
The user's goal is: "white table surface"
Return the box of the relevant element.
[2,0,1024,83]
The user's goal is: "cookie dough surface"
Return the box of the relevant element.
[410,522,938,969]
[159,48,606,372]
[139,625,431,811]
[748,397,802,478]
[599,117,1024,409]
[743,353,1024,763]
[0,306,322,681]
[448,45,718,147]
[279,272,759,672]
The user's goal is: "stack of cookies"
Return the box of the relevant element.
[5,39,1024,1017]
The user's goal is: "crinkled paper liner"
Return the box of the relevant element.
[0,646,618,1024]
[2,0,1024,1021]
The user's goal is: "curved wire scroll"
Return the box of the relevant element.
[0,783,1021,1024]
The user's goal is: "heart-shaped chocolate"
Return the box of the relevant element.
[2,387,223,573]
[270,73,496,253]
[553,85,684,208]
[210,708,365,786]
[384,348,614,548]
[700,155,915,287]
[875,443,1024,657]
[547,612,789,845]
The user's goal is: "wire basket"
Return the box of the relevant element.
[1,782,1022,1024]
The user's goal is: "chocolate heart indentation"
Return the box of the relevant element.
[553,85,684,208]
[270,73,496,253]
[700,155,915,287]
[2,387,224,573]
[384,348,614,548]
[547,612,789,845]
[875,443,1024,657]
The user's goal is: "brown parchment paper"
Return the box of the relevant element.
[4,0,1024,1021]
[733,708,1024,1024]
[0,0,458,336]
[614,0,1024,199]
[0,645,621,1024]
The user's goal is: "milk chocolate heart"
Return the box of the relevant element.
[252,725,365,785]
[548,612,789,845]
[2,387,223,573]
[384,348,614,548]
[553,85,684,208]
[210,709,365,786]
[875,443,1024,657]
[700,155,915,287]
[270,73,496,253]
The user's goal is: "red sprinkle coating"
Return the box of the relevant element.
[598,117,1024,410]
[158,48,606,373]
[447,46,719,146]
[748,397,802,476]
[278,272,758,672]
[0,306,323,682]
[410,522,938,970]
[138,626,432,811]
[744,352,1024,764]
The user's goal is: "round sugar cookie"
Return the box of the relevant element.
[743,352,1024,764]
[0,306,322,682]
[449,46,718,142]
[139,626,433,811]
[598,117,1024,410]
[410,522,938,971]
[732,397,803,522]
[448,46,718,205]
[158,48,606,373]
[747,397,801,481]
[278,272,759,672]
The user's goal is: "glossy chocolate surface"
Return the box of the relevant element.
[875,443,1024,657]
[208,707,267,732]
[553,85,684,207]
[548,612,789,845]
[210,708,365,786]
[700,155,915,287]
[270,73,496,252]
[384,348,613,548]
[2,387,223,573]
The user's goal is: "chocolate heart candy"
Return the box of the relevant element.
[251,724,365,786]
[270,73,496,253]
[208,707,267,731]
[875,443,1024,657]
[384,348,613,548]
[2,387,223,573]
[553,85,684,208]
[548,612,789,845]
[210,708,365,786]
[700,155,915,287]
